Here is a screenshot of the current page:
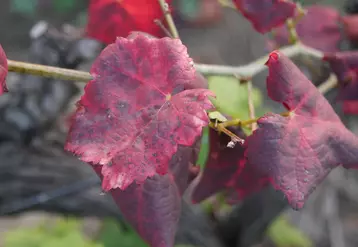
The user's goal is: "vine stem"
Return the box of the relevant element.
[6,43,331,86]
[157,0,180,39]
[194,42,324,77]
[4,12,339,144]
[8,60,92,82]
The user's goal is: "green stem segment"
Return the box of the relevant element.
[246,80,257,131]
[8,60,92,82]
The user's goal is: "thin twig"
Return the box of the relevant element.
[246,80,257,131]
[158,0,180,39]
[154,19,173,38]
[8,60,92,82]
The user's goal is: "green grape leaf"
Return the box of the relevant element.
[4,217,101,247]
[207,75,263,119]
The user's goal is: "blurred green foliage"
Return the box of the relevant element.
[267,216,313,247]
[10,0,38,16]
[52,0,78,13]
[4,218,148,247]
[4,217,198,247]
[177,0,200,20]
[97,220,147,247]
[4,218,101,247]
[9,0,86,18]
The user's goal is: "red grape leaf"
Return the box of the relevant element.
[342,15,358,43]
[192,128,269,203]
[65,34,214,192]
[93,163,182,247]
[0,44,8,94]
[324,51,358,114]
[343,101,358,115]
[245,51,358,209]
[272,5,341,52]
[86,0,173,44]
[324,51,358,101]
[192,128,243,203]
[170,143,201,195]
[111,175,180,247]
[233,0,297,33]
[91,110,201,247]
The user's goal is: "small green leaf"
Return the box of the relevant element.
[208,111,228,122]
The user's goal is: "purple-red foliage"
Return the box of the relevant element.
[65,34,213,247]
[0,45,8,94]
[246,51,358,209]
[233,0,297,33]
[272,5,341,52]
[192,128,270,203]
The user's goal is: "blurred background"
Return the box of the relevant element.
[0,0,358,247]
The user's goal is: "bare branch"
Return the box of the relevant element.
[8,60,92,82]
[194,43,324,77]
